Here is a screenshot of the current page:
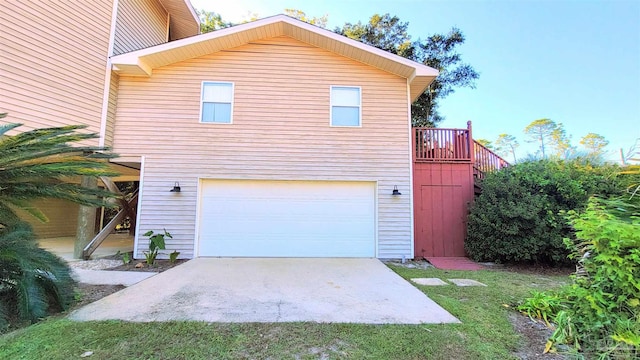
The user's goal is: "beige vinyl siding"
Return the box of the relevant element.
[113,36,412,259]
[103,72,120,148]
[113,0,168,56]
[0,0,113,144]
[17,199,80,239]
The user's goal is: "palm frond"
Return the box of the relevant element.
[0,120,121,224]
[0,222,74,324]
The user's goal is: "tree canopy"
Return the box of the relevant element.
[197,9,232,33]
[523,118,558,158]
[475,138,493,149]
[549,123,575,159]
[580,132,609,156]
[336,14,479,127]
[495,133,519,163]
[284,9,328,28]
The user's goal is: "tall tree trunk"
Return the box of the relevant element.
[74,176,98,259]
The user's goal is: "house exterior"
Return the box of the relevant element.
[110,16,439,259]
[4,1,508,261]
[2,0,449,260]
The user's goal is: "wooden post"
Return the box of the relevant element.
[467,121,473,162]
[467,120,477,187]
[74,176,98,259]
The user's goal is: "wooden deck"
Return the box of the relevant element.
[413,121,509,178]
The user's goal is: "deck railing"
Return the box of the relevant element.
[413,121,509,178]
[473,141,509,179]
[414,127,472,162]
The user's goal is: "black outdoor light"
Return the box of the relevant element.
[392,185,401,196]
[170,182,181,192]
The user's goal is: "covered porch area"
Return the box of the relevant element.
[39,233,134,261]
[29,160,141,260]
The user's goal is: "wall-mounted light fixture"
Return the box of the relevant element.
[392,185,401,196]
[170,182,181,192]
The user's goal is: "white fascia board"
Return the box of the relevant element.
[110,14,439,81]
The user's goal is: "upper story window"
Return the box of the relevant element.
[200,82,233,123]
[330,86,361,127]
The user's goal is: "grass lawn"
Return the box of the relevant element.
[0,266,568,360]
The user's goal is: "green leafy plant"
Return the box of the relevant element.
[517,290,563,327]
[143,230,172,265]
[466,159,621,265]
[0,222,75,331]
[169,250,180,264]
[121,252,131,265]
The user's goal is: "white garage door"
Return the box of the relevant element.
[198,180,376,257]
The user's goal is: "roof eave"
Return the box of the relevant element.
[111,14,439,96]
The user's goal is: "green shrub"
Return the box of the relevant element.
[465,159,620,265]
[520,197,639,358]
[555,198,639,356]
[0,222,75,331]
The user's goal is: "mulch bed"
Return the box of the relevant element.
[106,259,188,272]
[72,284,126,309]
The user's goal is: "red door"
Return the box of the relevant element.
[415,184,467,258]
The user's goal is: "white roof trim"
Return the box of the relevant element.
[111,14,438,100]
[184,0,200,27]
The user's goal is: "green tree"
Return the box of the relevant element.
[336,14,479,127]
[549,123,574,159]
[0,113,118,327]
[475,138,493,149]
[495,133,519,163]
[580,132,609,156]
[523,118,558,158]
[284,9,328,28]
[197,9,232,33]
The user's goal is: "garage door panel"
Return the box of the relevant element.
[198,180,376,257]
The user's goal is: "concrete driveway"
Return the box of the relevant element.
[69,258,459,324]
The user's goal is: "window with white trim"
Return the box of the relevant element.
[200,82,233,123]
[330,86,361,127]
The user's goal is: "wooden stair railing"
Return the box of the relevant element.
[472,141,509,180]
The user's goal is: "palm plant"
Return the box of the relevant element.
[0,221,75,328]
[0,113,118,227]
[0,113,119,329]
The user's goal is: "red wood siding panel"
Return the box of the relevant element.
[413,162,474,258]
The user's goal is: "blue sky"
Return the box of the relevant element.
[191,0,640,160]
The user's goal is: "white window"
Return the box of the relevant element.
[200,82,233,123]
[330,86,361,127]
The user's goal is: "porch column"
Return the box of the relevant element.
[74,176,98,259]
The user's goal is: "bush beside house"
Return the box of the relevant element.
[465,159,621,265]
[519,195,639,358]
